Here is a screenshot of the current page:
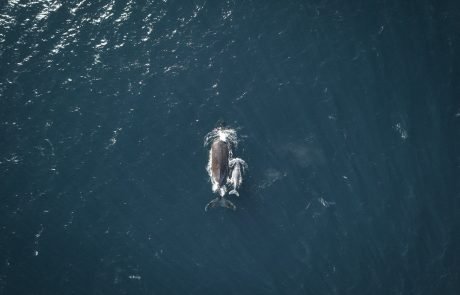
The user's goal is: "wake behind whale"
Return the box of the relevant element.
[204,125,247,211]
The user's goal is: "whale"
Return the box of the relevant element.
[210,140,230,195]
[204,127,237,211]
[228,158,247,197]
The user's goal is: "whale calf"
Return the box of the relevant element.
[228,158,247,197]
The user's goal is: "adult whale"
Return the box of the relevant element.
[204,125,237,211]
[210,140,230,194]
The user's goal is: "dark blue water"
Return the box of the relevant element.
[1,1,459,294]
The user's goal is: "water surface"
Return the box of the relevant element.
[1,1,459,294]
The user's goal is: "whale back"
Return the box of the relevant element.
[211,141,229,186]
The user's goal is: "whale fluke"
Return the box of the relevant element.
[229,189,239,197]
[205,197,236,211]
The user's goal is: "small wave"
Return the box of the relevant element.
[318,197,336,208]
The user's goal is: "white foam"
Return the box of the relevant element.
[204,127,238,149]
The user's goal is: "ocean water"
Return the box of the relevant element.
[1,1,459,294]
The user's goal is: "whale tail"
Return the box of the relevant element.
[229,189,239,197]
[205,197,236,211]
